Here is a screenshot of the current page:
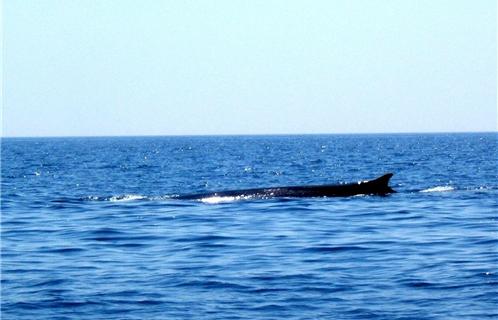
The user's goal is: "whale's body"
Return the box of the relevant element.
[177,173,394,201]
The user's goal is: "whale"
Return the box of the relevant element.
[177,173,394,201]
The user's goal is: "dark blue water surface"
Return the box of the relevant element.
[2,133,497,319]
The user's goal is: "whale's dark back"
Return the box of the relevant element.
[177,173,394,200]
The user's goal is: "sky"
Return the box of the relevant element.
[2,0,497,137]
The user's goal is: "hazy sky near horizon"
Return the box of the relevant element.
[3,0,497,137]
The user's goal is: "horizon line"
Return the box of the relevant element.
[1,130,496,139]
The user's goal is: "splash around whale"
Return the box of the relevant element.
[176,173,395,202]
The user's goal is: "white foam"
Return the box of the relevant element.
[200,195,254,204]
[201,196,236,204]
[420,186,455,193]
[109,194,146,202]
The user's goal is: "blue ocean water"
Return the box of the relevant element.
[1,133,497,319]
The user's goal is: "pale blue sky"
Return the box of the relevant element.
[3,0,497,137]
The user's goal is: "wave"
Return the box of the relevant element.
[84,194,172,202]
[420,186,455,193]
[199,195,255,204]
[83,195,146,202]
[108,194,147,202]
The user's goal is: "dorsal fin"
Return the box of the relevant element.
[367,173,394,187]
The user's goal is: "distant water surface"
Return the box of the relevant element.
[2,133,497,319]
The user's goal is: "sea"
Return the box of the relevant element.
[1,133,497,320]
